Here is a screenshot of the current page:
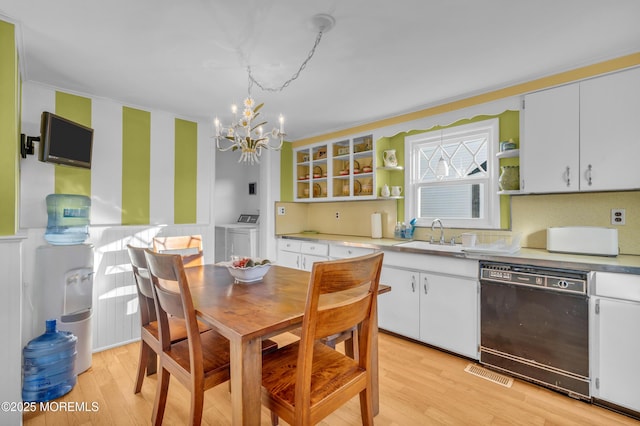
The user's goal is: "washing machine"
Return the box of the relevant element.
[215,214,260,262]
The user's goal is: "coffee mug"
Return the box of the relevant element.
[391,186,402,196]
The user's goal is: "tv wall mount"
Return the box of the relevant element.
[20,133,39,158]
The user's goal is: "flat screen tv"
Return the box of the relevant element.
[39,111,93,169]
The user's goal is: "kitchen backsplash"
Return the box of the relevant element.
[511,191,639,255]
[276,190,639,256]
[275,199,397,238]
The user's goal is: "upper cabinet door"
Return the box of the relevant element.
[522,83,580,193]
[580,67,640,192]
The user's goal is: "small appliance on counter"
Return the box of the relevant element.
[547,226,618,256]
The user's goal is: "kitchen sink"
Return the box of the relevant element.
[393,240,464,253]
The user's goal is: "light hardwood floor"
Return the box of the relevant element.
[24,332,639,425]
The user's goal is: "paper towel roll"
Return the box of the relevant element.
[371,213,382,238]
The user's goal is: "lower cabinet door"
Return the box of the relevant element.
[378,266,420,340]
[592,297,640,412]
[420,273,478,359]
[300,254,328,271]
[277,250,300,269]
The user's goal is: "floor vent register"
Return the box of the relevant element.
[464,363,514,388]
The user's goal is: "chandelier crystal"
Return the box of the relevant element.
[213,13,335,164]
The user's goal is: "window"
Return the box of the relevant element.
[405,118,500,228]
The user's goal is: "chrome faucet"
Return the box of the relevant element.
[431,218,445,245]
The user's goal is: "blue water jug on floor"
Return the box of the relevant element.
[44,194,90,245]
[22,319,78,402]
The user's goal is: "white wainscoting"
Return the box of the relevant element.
[21,224,214,353]
[90,224,214,352]
[0,236,26,425]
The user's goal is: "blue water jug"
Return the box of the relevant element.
[44,194,90,245]
[22,319,78,402]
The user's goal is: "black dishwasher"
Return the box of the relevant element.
[480,261,590,400]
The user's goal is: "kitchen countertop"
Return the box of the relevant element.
[279,233,640,275]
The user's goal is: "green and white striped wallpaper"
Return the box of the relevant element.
[18,82,208,228]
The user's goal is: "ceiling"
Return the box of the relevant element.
[2,0,640,141]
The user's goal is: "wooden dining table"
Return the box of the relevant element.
[184,263,390,426]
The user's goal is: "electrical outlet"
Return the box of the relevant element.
[611,208,625,225]
[277,206,286,216]
[335,211,340,219]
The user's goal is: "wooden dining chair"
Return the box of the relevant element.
[261,252,384,426]
[127,244,211,394]
[152,234,204,267]
[143,248,277,425]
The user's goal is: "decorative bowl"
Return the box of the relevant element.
[220,259,272,283]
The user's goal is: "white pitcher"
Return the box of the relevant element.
[383,150,398,167]
[381,184,391,197]
[391,186,403,197]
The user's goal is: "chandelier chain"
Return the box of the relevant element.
[247,30,325,94]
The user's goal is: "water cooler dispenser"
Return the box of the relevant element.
[35,244,93,375]
[34,194,94,375]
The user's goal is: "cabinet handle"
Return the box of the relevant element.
[423,276,429,294]
[564,166,571,187]
[586,164,593,186]
[296,257,300,268]
[411,275,416,293]
[302,257,306,269]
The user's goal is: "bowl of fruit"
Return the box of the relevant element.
[224,257,272,283]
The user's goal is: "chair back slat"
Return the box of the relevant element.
[314,294,371,340]
[127,244,157,327]
[153,235,204,267]
[128,245,154,299]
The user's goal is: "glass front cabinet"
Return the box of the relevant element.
[294,134,375,201]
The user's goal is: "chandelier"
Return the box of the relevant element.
[214,85,285,164]
[213,13,335,164]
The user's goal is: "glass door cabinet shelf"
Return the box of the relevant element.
[294,134,375,201]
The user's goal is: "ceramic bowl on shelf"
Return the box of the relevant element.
[362,166,373,173]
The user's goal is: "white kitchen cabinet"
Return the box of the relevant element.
[420,272,478,359]
[591,272,640,413]
[522,66,640,193]
[378,251,479,359]
[580,67,640,191]
[521,83,580,192]
[277,249,302,269]
[378,266,420,340]
[276,239,328,271]
[329,244,375,259]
